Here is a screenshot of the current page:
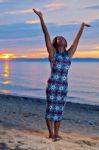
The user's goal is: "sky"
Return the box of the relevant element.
[0,0,99,58]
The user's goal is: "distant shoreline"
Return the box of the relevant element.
[0,57,99,62]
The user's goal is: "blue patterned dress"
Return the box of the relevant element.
[45,50,72,122]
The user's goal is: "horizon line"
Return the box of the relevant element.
[0,57,99,60]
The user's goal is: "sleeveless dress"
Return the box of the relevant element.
[45,50,72,122]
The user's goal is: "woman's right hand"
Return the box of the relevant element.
[33,8,43,18]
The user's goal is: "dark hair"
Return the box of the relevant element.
[52,36,67,50]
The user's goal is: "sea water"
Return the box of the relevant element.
[0,59,99,106]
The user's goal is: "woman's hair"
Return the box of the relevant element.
[52,36,67,50]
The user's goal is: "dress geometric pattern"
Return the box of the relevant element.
[45,50,72,122]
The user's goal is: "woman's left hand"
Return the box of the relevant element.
[84,23,91,27]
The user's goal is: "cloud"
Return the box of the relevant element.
[5,8,33,15]
[0,19,99,53]
[83,5,99,10]
[0,0,10,3]
[43,3,65,11]
[4,3,65,15]
[0,0,6,2]
[26,19,40,24]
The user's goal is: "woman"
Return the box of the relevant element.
[33,8,90,141]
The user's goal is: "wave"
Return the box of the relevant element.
[67,96,99,106]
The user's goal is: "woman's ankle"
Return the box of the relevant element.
[54,131,59,137]
[49,133,54,138]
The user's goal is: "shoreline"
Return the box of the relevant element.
[0,93,99,134]
[0,93,99,149]
[0,93,99,107]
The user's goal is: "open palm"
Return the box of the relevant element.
[33,8,43,18]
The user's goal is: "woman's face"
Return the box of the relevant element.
[56,36,67,48]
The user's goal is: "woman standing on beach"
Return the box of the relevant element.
[33,8,90,141]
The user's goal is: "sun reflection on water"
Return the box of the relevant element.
[0,60,11,94]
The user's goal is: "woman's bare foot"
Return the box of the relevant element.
[52,135,62,142]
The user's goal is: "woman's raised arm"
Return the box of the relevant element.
[33,9,55,59]
[68,22,91,57]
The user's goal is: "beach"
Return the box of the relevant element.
[0,94,99,150]
[0,0,99,149]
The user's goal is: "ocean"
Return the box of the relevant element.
[0,58,99,106]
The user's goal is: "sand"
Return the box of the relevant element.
[0,94,99,150]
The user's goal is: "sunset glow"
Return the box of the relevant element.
[0,50,99,59]
[0,53,16,59]
[0,0,98,59]
[73,50,99,58]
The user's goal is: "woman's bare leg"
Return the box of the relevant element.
[54,121,61,137]
[46,119,54,138]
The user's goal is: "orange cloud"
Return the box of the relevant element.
[5,8,33,15]
[96,46,99,49]
[26,19,40,24]
[5,3,65,15]
[22,51,48,58]
[44,3,65,11]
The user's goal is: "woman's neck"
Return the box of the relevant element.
[57,47,65,53]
